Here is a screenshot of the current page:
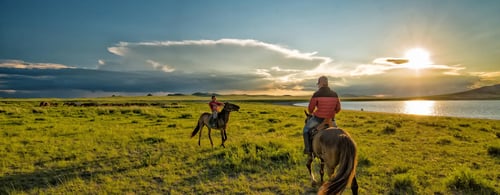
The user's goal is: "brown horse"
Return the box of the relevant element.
[304,112,358,195]
[191,102,240,148]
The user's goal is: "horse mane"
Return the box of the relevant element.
[218,104,231,124]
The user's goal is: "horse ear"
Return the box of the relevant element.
[304,110,309,116]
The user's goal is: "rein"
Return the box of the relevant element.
[310,117,334,138]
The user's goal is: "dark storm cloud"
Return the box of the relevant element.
[0,67,270,98]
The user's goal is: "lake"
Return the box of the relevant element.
[294,100,500,120]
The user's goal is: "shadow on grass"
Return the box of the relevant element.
[0,156,148,194]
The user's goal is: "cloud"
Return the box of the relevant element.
[327,56,486,96]
[470,71,500,87]
[1,59,487,98]
[385,58,409,64]
[146,60,175,72]
[0,60,74,69]
[335,67,482,97]
[1,39,498,98]
[347,57,467,76]
[99,38,338,94]
[350,64,391,76]
[0,60,275,97]
[105,39,329,76]
[374,58,409,65]
[102,38,479,94]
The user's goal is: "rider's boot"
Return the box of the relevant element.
[303,130,311,154]
[210,118,216,127]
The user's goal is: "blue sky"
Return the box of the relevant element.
[1,0,499,98]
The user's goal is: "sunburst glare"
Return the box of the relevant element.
[405,48,432,70]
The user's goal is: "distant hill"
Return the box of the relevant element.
[425,84,500,100]
[192,92,221,97]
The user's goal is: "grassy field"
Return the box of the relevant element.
[0,96,499,194]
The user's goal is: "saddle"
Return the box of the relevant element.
[209,118,224,128]
[308,118,334,148]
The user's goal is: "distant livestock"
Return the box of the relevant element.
[63,102,80,106]
[39,101,59,107]
[59,102,180,107]
[39,101,50,107]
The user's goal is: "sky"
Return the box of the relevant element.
[1,0,499,98]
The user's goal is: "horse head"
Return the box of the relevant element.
[224,102,240,112]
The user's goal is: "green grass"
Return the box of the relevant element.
[0,97,499,194]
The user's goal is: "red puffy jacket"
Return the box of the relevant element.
[209,100,223,112]
[308,87,341,119]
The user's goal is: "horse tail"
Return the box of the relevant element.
[319,134,357,195]
[191,119,203,138]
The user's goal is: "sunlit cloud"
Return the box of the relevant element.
[104,38,334,89]
[357,57,467,76]
[350,64,392,76]
[109,39,323,61]
[106,39,330,72]
[0,60,73,69]
[470,71,500,87]
[146,60,175,72]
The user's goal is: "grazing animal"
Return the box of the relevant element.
[190,102,240,148]
[39,101,50,107]
[304,111,358,195]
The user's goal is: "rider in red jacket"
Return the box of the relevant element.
[303,76,341,154]
[209,95,224,126]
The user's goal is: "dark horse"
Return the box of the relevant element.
[191,102,240,148]
[304,111,358,195]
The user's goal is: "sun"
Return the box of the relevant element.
[404,48,432,69]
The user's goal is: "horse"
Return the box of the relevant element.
[304,111,358,195]
[190,102,240,148]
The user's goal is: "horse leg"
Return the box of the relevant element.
[306,155,317,186]
[197,123,204,146]
[220,128,226,148]
[351,176,359,195]
[320,159,325,184]
[223,128,228,141]
[208,127,214,148]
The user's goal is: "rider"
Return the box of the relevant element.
[209,95,224,126]
[303,76,341,154]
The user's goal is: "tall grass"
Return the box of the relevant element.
[446,168,498,194]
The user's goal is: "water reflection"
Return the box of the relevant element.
[403,100,435,115]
